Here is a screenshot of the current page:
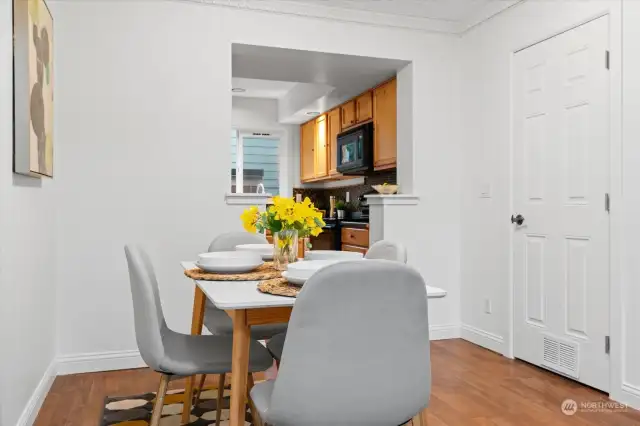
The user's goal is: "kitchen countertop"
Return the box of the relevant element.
[322,218,369,230]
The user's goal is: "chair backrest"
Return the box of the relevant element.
[124,245,168,372]
[208,231,268,252]
[365,240,408,263]
[268,260,431,426]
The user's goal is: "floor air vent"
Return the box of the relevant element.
[542,334,580,379]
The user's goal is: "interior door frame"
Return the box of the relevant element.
[507,12,623,398]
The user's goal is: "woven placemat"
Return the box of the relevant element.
[185,262,281,281]
[257,277,301,298]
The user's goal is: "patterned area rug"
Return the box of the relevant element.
[102,386,253,426]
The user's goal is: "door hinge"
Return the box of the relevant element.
[605,193,610,212]
[606,50,610,69]
[605,336,610,354]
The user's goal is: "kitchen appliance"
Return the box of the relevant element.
[336,122,373,174]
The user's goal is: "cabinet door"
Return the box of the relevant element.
[356,91,373,123]
[341,100,356,130]
[373,79,397,169]
[327,108,341,176]
[300,121,316,181]
[315,114,328,178]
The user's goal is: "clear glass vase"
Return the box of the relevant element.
[273,229,299,271]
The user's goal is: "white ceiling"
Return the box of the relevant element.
[193,0,521,33]
[293,0,495,23]
[231,78,297,99]
[233,44,409,123]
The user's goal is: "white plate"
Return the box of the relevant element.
[195,260,264,273]
[235,243,274,261]
[286,260,339,281]
[281,271,306,286]
[305,250,364,261]
[197,251,263,273]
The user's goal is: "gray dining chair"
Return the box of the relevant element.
[252,260,432,426]
[204,231,288,340]
[266,240,408,362]
[195,232,288,415]
[124,245,273,426]
[365,239,408,263]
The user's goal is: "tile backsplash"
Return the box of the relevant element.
[293,169,396,212]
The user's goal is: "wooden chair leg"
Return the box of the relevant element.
[183,287,206,424]
[150,374,170,426]
[246,373,263,426]
[216,373,226,426]
[194,374,207,406]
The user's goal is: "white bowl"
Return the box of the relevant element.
[372,184,399,195]
[235,243,274,260]
[286,260,339,281]
[281,271,306,286]
[196,251,263,273]
[305,250,364,261]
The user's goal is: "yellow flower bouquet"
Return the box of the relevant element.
[241,196,325,269]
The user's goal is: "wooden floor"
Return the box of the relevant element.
[34,339,640,426]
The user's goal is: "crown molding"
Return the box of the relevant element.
[460,0,524,33]
[174,0,521,35]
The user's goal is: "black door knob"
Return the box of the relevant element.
[511,214,525,226]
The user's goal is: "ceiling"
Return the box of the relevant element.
[194,0,521,33]
[232,44,409,123]
[293,0,496,23]
[231,78,297,99]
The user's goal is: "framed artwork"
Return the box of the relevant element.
[13,0,54,178]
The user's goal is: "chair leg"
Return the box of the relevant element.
[194,374,207,406]
[216,373,226,426]
[150,374,170,426]
[246,373,263,426]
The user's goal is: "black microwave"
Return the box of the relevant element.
[336,122,373,174]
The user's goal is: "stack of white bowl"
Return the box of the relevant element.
[235,243,274,261]
[283,250,364,285]
[196,251,263,273]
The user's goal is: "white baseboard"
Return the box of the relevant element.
[461,323,504,354]
[16,361,57,426]
[56,350,147,376]
[618,382,640,410]
[429,324,461,340]
[53,325,460,377]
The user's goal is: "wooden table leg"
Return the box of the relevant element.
[411,407,429,426]
[230,309,251,426]
[182,286,207,424]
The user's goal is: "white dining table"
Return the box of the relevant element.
[180,260,447,426]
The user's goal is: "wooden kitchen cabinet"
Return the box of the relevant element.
[341,100,356,130]
[373,78,397,170]
[341,227,369,248]
[341,226,369,254]
[355,91,373,123]
[315,114,328,178]
[300,120,316,181]
[327,108,341,176]
[342,244,368,255]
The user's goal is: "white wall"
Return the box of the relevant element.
[459,0,639,408]
[0,0,57,424]
[50,0,460,372]
[232,97,298,197]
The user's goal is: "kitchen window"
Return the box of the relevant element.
[231,130,280,195]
